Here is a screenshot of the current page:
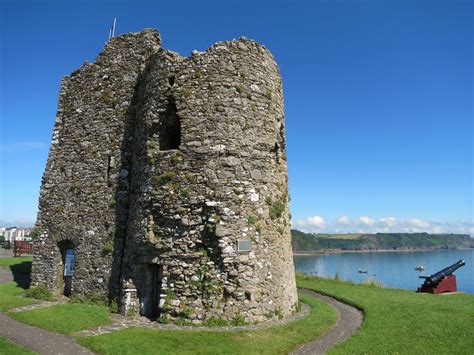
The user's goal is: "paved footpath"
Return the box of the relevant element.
[0,264,13,284]
[0,313,93,355]
[292,289,363,355]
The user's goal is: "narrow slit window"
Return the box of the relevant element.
[159,96,181,150]
[107,155,112,180]
[274,143,280,164]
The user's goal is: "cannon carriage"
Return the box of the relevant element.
[417,259,465,294]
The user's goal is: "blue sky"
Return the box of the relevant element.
[1,0,472,234]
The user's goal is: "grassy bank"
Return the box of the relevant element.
[297,273,474,354]
[0,336,35,355]
[0,256,33,268]
[77,293,336,354]
[11,303,112,335]
[0,282,37,311]
[0,257,37,312]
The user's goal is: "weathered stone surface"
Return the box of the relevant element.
[32,28,298,324]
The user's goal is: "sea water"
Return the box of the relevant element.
[294,249,474,294]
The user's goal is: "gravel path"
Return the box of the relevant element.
[292,288,363,354]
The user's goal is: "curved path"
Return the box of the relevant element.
[0,313,93,355]
[292,288,363,355]
[1,261,362,354]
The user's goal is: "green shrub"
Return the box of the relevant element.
[247,215,257,225]
[181,307,194,318]
[25,284,54,301]
[158,315,170,324]
[203,316,229,327]
[180,188,189,198]
[101,89,114,103]
[170,152,183,165]
[148,141,157,151]
[269,200,285,220]
[29,227,42,240]
[102,241,114,254]
[232,314,246,326]
[109,299,119,313]
[152,171,176,186]
[70,292,108,306]
[175,317,192,326]
[265,89,272,99]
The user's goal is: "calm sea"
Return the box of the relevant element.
[294,249,474,294]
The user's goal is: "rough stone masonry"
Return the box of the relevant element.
[32,28,298,324]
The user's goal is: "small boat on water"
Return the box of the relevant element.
[414,265,425,271]
[358,269,368,274]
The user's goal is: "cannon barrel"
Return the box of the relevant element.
[420,259,465,287]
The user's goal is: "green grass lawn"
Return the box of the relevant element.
[297,273,474,354]
[77,293,336,355]
[0,336,35,355]
[10,304,112,335]
[0,256,33,268]
[0,282,37,312]
[0,257,38,312]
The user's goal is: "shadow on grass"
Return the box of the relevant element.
[9,262,32,290]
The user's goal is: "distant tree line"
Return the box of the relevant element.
[291,230,474,253]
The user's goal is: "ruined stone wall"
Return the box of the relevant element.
[32,29,297,323]
[32,29,161,297]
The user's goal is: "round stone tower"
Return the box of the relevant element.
[32,29,298,324]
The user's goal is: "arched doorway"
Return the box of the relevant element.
[57,240,75,297]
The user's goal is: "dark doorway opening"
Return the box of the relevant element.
[159,96,181,150]
[140,264,163,319]
[57,240,75,297]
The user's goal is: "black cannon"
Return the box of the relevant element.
[417,259,465,294]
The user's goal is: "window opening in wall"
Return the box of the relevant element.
[159,96,181,150]
[107,155,112,180]
[274,143,280,164]
[168,76,175,86]
[279,123,285,150]
[274,123,285,164]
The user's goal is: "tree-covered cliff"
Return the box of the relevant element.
[291,230,474,253]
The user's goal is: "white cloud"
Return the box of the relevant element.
[359,216,374,226]
[307,216,326,229]
[292,215,474,236]
[336,215,351,226]
[430,226,445,234]
[407,218,430,229]
[295,215,326,232]
[379,217,397,228]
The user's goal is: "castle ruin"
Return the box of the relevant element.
[32,29,297,323]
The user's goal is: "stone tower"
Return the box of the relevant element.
[32,29,298,323]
